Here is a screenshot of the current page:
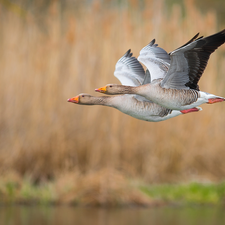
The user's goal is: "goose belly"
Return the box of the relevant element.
[116,100,181,122]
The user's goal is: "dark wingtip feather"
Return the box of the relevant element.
[192,33,200,40]
[124,49,132,57]
[185,29,225,90]
[169,32,203,55]
[149,39,156,46]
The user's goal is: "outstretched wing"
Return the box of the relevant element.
[138,33,202,83]
[114,49,146,86]
[138,39,170,82]
[161,29,225,90]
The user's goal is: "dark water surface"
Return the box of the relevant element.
[0,205,224,225]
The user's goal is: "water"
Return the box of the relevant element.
[0,205,224,225]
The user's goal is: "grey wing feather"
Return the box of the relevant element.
[161,29,225,90]
[142,69,151,85]
[114,49,146,86]
[138,39,170,82]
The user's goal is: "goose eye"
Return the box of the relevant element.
[81,95,84,97]
[109,85,112,88]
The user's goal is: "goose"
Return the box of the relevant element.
[68,50,201,122]
[96,30,225,111]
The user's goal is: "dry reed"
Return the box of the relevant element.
[0,0,225,193]
[54,168,153,206]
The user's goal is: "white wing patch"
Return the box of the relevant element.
[138,39,170,82]
[114,49,146,86]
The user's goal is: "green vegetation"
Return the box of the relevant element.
[0,178,55,205]
[140,182,225,205]
[1,174,225,206]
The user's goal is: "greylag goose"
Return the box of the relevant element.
[68,50,201,122]
[96,30,225,110]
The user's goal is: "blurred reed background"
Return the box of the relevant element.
[0,0,225,195]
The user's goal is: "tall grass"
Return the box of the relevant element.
[0,0,225,186]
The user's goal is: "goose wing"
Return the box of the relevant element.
[114,49,146,86]
[138,39,170,82]
[138,33,202,82]
[161,29,225,90]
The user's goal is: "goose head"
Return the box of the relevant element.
[95,84,132,95]
[68,94,94,105]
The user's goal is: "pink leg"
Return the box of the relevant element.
[207,98,225,104]
[180,107,200,114]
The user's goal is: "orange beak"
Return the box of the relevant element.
[67,95,79,103]
[95,86,107,93]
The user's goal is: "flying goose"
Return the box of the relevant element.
[68,50,201,122]
[96,30,225,110]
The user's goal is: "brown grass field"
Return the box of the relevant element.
[0,0,225,205]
